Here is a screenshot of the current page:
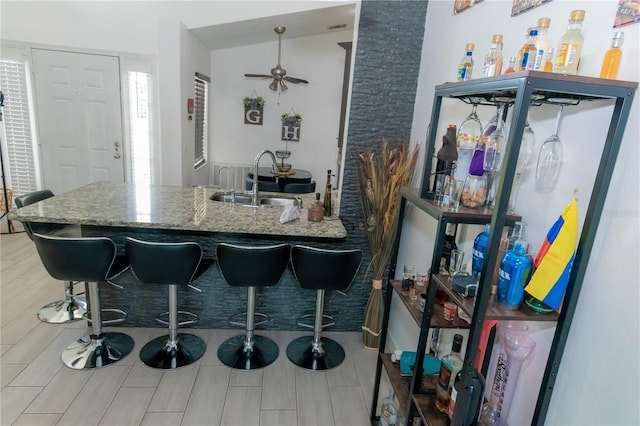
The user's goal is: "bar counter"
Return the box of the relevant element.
[10,182,366,331]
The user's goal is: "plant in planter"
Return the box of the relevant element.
[358,140,419,349]
[243,96,265,108]
[281,113,302,124]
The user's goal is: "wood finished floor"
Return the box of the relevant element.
[0,230,391,425]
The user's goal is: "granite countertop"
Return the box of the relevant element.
[10,182,347,240]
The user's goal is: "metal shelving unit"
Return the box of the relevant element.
[370,71,637,425]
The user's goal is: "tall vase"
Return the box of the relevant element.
[362,279,384,349]
[479,321,529,425]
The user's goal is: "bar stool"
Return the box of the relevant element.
[125,237,214,369]
[15,189,84,323]
[216,243,289,370]
[31,233,133,370]
[286,245,362,371]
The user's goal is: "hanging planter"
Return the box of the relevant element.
[243,94,265,125]
[281,111,302,141]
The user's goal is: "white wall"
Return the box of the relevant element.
[210,30,350,187]
[0,1,348,187]
[395,1,639,424]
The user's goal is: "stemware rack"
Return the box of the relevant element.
[369,71,637,425]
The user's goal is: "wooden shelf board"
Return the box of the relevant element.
[380,353,411,414]
[412,393,449,426]
[402,188,522,225]
[390,280,469,329]
[432,274,559,322]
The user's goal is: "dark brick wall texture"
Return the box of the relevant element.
[99,1,429,332]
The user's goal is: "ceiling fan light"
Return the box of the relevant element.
[280,80,288,92]
[269,80,278,91]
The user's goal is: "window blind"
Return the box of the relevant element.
[0,58,37,197]
[194,72,210,169]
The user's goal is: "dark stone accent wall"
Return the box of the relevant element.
[339,0,429,317]
[95,1,428,332]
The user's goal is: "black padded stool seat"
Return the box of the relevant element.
[32,233,133,370]
[126,238,214,369]
[216,243,289,370]
[283,181,316,194]
[286,245,362,371]
[15,190,84,324]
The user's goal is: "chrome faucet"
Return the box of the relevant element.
[252,149,278,206]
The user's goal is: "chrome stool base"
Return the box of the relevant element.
[217,335,279,370]
[37,295,87,324]
[286,336,345,371]
[61,332,134,370]
[140,333,206,369]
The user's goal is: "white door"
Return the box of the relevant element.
[32,49,124,194]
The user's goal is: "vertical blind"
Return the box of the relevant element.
[0,58,37,197]
[194,72,210,169]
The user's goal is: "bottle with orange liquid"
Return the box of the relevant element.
[600,32,624,79]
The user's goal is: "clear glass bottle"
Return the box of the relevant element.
[504,57,516,74]
[533,18,551,71]
[435,333,464,413]
[457,43,475,82]
[483,43,500,77]
[307,193,325,222]
[600,31,624,79]
[543,47,555,72]
[516,28,534,72]
[380,389,399,426]
[555,9,586,75]
[518,28,538,71]
[492,34,504,75]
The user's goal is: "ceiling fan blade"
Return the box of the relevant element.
[283,76,309,84]
[245,73,272,79]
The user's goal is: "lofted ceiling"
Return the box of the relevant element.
[190,3,356,50]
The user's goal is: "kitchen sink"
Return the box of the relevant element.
[210,192,300,208]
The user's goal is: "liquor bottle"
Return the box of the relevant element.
[380,389,399,426]
[555,9,586,75]
[491,34,504,75]
[515,28,534,71]
[482,43,500,78]
[533,18,551,70]
[323,169,332,217]
[600,31,624,79]
[517,28,538,71]
[457,43,475,82]
[472,224,490,280]
[448,370,462,419]
[543,47,555,72]
[504,57,516,74]
[435,333,464,413]
[497,242,532,309]
[432,124,458,193]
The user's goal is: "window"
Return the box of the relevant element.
[0,53,38,196]
[124,70,154,185]
[194,72,210,169]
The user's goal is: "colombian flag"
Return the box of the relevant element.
[525,196,578,311]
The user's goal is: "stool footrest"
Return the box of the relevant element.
[296,312,335,330]
[155,310,199,327]
[228,311,270,328]
[84,308,127,325]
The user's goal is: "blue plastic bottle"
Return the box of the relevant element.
[497,242,532,309]
[472,224,490,279]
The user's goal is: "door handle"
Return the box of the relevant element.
[114,153,122,159]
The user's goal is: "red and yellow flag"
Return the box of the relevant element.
[525,196,578,312]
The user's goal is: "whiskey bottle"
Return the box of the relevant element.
[600,31,624,79]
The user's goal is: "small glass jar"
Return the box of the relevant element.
[461,175,487,208]
[307,193,324,222]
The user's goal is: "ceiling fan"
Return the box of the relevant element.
[245,26,309,92]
